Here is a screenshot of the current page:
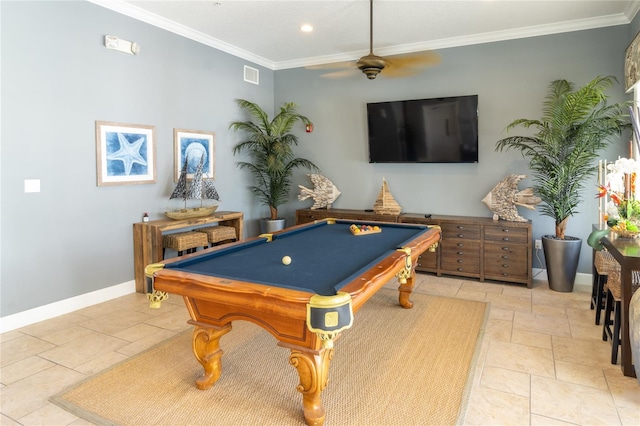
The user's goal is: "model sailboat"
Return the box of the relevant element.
[373,178,402,215]
[165,154,220,220]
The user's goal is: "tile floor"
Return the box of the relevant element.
[1,275,639,425]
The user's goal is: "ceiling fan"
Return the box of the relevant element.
[311,0,440,80]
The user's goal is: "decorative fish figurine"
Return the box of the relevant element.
[481,174,541,222]
[298,174,341,209]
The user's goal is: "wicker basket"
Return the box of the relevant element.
[163,231,209,252]
[594,250,618,275]
[611,228,640,238]
[196,226,237,245]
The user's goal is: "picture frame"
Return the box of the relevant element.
[625,30,640,91]
[173,128,216,182]
[95,121,156,186]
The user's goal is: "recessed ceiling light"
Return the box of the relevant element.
[300,24,313,33]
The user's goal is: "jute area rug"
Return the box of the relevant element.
[52,289,488,426]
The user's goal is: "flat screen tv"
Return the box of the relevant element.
[366,95,478,163]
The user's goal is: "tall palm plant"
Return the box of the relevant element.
[495,76,629,239]
[230,99,319,220]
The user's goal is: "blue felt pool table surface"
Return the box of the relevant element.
[163,220,431,295]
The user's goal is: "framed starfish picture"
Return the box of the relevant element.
[95,121,156,186]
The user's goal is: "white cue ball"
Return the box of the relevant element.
[282,256,292,265]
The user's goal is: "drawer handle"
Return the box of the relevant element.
[502,247,510,251]
[457,251,463,255]
[502,229,510,233]
[457,259,464,263]
[502,237,510,242]
[457,243,464,247]
[502,264,509,268]
[457,267,464,271]
[502,255,510,259]
[457,234,465,238]
[457,226,465,229]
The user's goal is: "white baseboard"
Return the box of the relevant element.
[0,281,136,334]
[532,268,591,292]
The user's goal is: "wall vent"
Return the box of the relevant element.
[244,65,259,85]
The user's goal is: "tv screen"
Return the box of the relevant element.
[366,95,478,163]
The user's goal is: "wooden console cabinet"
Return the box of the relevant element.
[133,211,244,293]
[296,209,532,288]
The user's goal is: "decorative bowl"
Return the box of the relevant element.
[610,222,640,238]
[612,229,640,238]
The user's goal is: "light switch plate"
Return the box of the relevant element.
[24,179,40,193]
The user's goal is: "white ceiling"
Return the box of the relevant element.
[91,0,640,70]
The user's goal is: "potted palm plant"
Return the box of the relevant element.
[495,76,629,292]
[230,99,320,233]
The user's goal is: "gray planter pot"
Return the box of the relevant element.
[542,235,582,292]
[260,218,286,234]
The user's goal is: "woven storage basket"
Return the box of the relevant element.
[607,268,640,300]
[595,250,619,275]
[196,226,237,244]
[163,231,208,252]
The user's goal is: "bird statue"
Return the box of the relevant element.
[481,174,541,221]
[298,174,341,209]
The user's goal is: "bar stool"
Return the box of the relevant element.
[196,226,237,247]
[592,250,617,325]
[602,267,640,364]
[162,231,209,259]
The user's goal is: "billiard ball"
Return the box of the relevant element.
[282,256,292,265]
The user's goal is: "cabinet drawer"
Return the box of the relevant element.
[441,223,480,240]
[441,257,481,274]
[296,211,329,224]
[441,240,480,273]
[417,251,437,270]
[484,226,528,243]
[484,244,528,277]
[441,240,480,255]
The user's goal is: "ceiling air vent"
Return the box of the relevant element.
[244,65,259,85]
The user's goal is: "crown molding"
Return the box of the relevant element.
[87,0,276,69]
[88,0,632,72]
[278,13,631,70]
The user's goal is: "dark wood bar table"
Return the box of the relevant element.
[599,227,638,378]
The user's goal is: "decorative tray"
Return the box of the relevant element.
[611,228,640,238]
[610,220,640,238]
[349,224,381,236]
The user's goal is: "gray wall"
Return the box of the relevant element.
[0,1,637,318]
[275,26,633,277]
[1,1,273,316]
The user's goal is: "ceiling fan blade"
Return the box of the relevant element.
[380,51,440,78]
[308,0,441,80]
[381,66,423,78]
[321,68,360,79]
[386,51,440,68]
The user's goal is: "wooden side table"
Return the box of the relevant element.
[133,211,243,293]
[600,228,639,378]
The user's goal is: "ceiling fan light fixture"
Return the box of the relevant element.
[356,54,387,79]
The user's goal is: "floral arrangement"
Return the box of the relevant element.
[596,106,640,235]
[597,156,640,233]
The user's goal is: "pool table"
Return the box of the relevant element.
[145,218,441,425]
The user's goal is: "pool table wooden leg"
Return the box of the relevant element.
[398,268,416,309]
[288,346,333,426]
[191,323,232,390]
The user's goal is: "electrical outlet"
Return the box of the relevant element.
[535,239,542,250]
